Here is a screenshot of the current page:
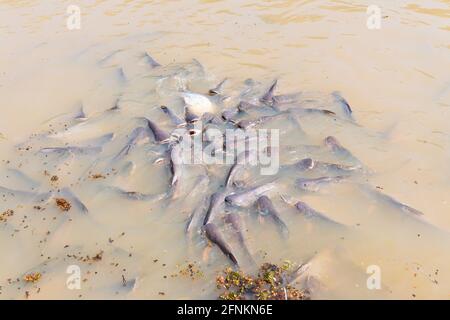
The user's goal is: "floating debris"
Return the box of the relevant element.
[0,209,14,222]
[216,262,308,300]
[55,198,71,212]
[23,272,42,283]
[89,173,106,180]
[178,262,204,280]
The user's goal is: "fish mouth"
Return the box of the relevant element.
[224,195,234,205]
[188,129,201,136]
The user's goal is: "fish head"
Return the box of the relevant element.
[256,195,272,215]
[295,158,315,171]
[295,179,319,192]
[324,136,341,149]
[295,201,308,214]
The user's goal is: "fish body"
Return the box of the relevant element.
[203,191,227,225]
[0,186,51,202]
[324,136,361,165]
[295,201,343,226]
[332,91,353,119]
[289,107,336,117]
[186,196,209,241]
[225,212,255,265]
[146,118,170,143]
[184,106,200,124]
[143,52,161,68]
[225,183,276,208]
[181,92,213,114]
[236,110,289,129]
[204,222,238,265]
[55,188,89,213]
[201,112,223,125]
[209,79,227,96]
[169,142,183,189]
[256,195,289,238]
[115,127,151,159]
[82,132,115,147]
[39,146,102,156]
[160,105,185,127]
[294,158,361,175]
[260,80,278,105]
[225,150,256,187]
[221,109,239,122]
[272,93,301,106]
[295,176,347,192]
[237,101,261,112]
[107,186,165,201]
[363,186,424,217]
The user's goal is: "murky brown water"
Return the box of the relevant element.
[0,0,449,299]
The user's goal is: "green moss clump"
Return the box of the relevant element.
[216,262,308,300]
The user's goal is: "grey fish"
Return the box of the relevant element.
[117,67,127,83]
[119,161,136,177]
[203,191,227,225]
[362,185,424,217]
[143,52,161,68]
[160,105,185,127]
[237,101,261,112]
[260,79,278,105]
[58,188,89,213]
[41,104,86,127]
[209,93,231,106]
[256,196,289,239]
[115,127,151,159]
[107,186,165,201]
[201,112,223,125]
[294,158,361,175]
[209,78,227,96]
[108,98,121,111]
[287,261,312,285]
[169,142,183,194]
[186,195,209,242]
[225,150,256,188]
[289,107,336,117]
[221,109,239,122]
[295,201,344,226]
[236,110,290,129]
[146,118,171,143]
[81,132,115,148]
[186,174,210,199]
[272,93,301,106]
[0,186,51,202]
[184,106,200,124]
[295,176,347,192]
[39,146,102,156]
[73,104,87,120]
[225,182,276,208]
[225,212,255,264]
[204,222,238,266]
[97,49,123,67]
[4,169,40,190]
[332,91,353,119]
[236,119,256,130]
[324,136,360,164]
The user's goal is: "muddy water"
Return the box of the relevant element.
[0,0,449,299]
